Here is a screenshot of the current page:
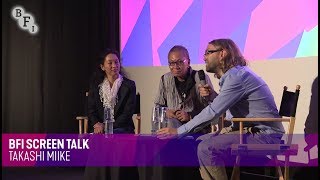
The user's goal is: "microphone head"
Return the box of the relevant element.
[198,70,206,81]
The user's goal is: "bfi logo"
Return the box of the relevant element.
[11,6,39,35]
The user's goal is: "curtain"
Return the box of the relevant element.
[2,0,119,133]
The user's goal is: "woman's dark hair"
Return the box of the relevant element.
[91,48,126,86]
[209,39,247,73]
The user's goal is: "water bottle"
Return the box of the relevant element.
[104,107,115,134]
[151,106,168,134]
[152,106,166,134]
[151,106,160,135]
[160,107,168,128]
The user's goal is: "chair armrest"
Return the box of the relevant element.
[232,117,290,122]
[75,116,88,134]
[134,114,141,134]
[232,117,291,144]
[231,144,298,156]
[135,113,141,121]
[76,116,88,120]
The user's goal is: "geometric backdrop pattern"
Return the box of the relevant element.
[121,0,318,66]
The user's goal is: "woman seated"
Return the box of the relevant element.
[85,48,139,180]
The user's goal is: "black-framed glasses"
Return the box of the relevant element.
[168,59,187,67]
[204,49,223,56]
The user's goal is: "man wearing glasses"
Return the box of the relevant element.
[157,39,285,180]
[154,45,217,131]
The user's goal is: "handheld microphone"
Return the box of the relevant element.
[198,70,206,86]
[198,70,210,101]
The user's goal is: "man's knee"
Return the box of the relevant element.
[197,139,213,156]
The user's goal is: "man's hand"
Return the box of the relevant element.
[198,84,212,97]
[166,109,177,119]
[175,110,190,122]
[93,122,104,134]
[156,128,178,139]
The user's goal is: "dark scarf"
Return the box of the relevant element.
[174,68,196,104]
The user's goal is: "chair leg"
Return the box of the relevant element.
[272,155,284,180]
[84,118,88,134]
[277,167,284,180]
[78,119,83,134]
[231,156,240,180]
[136,114,141,134]
[284,156,289,180]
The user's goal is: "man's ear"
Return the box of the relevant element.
[220,49,226,58]
[218,50,227,65]
[219,57,224,64]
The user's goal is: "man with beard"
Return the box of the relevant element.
[157,39,285,180]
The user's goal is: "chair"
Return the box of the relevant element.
[76,92,89,134]
[230,85,300,180]
[211,114,226,133]
[76,92,142,134]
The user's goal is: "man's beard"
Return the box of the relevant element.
[205,64,215,73]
